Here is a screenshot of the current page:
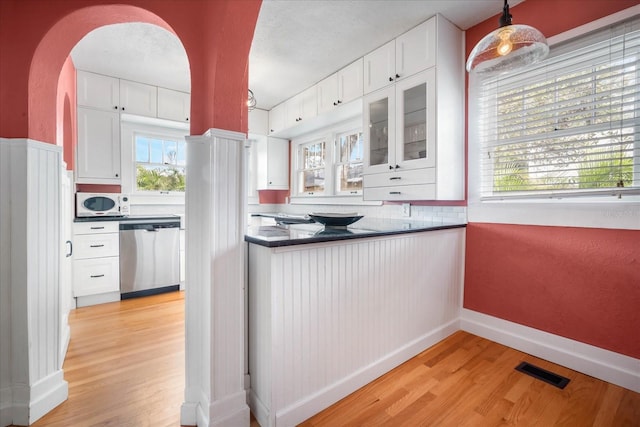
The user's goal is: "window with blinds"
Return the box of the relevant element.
[475,17,640,200]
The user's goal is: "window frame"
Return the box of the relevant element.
[289,118,381,205]
[467,7,640,230]
[120,117,189,204]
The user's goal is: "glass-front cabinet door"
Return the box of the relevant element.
[363,85,396,174]
[395,68,436,170]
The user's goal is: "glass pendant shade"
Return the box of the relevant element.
[466,1,549,75]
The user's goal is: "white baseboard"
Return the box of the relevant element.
[9,370,68,426]
[0,386,12,427]
[248,390,270,427]
[275,319,460,427]
[180,401,198,426]
[75,291,120,308]
[460,309,640,393]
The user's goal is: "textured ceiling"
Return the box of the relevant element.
[70,0,523,111]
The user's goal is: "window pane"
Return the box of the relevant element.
[300,169,325,193]
[164,141,177,165]
[177,142,186,166]
[150,140,163,164]
[137,164,186,192]
[135,137,149,162]
[339,132,363,163]
[336,163,363,193]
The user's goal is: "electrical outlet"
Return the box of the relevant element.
[402,203,411,217]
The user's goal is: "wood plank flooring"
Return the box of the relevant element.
[19,292,639,427]
[29,291,187,427]
[300,331,640,426]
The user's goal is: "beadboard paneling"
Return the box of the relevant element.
[249,228,465,427]
[0,139,68,426]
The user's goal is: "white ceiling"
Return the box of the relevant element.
[70,0,523,111]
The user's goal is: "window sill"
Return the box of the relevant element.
[468,198,640,230]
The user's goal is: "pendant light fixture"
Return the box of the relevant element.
[247,89,257,111]
[466,0,549,75]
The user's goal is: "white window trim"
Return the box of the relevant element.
[290,118,382,206]
[120,117,189,205]
[468,5,640,230]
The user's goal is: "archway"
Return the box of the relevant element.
[13,1,262,426]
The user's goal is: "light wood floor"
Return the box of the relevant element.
[301,331,640,427]
[29,291,187,427]
[21,292,639,427]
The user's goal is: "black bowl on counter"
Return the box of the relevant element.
[308,213,363,228]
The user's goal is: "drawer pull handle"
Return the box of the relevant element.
[90,244,105,248]
[390,177,402,180]
[90,274,105,278]
[389,191,401,195]
[90,226,105,230]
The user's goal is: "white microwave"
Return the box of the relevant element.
[76,193,130,217]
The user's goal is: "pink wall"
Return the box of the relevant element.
[57,55,77,171]
[464,0,640,359]
[0,0,261,143]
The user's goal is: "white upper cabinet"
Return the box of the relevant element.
[249,108,269,135]
[157,87,190,123]
[318,59,363,115]
[364,41,396,95]
[119,79,157,117]
[76,107,120,183]
[364,18,436,94]
[77,71,119,111]
[256,136,289,190]
[269,102,287,135]
[285,86,317,127]
[395,19,436,82]
[363,15,464,201]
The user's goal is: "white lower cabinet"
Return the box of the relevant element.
[248,228,465,427]
[72,221,120,305]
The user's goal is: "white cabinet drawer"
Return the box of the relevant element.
[364,168,435,188]
[74,221,119,235]
[363,183,435,201]
[73,257,120,297]
[74,233,119,259]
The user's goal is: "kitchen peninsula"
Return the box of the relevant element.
[246,218,466,427]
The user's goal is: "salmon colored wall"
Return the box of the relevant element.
[57,56,77,170]
[464,223,640,358]
[464,0,640,359]
[0,0,261,143]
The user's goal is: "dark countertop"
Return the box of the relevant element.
[245,217,466,248]
[74,214,181,223]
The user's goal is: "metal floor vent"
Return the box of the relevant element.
[515,361,570,389]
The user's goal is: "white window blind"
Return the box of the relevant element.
[476,17,640,200]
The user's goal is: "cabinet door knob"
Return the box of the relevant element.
[337,100,342,104]
[186,118,189,122]
[121,107,125,111]
[396,73,400,79]
[115,173,119,177]
[113,106,118,110]
[395,164,400,169]
[389,165,394,170]
[333,101,338,106]
[389,76,394,82]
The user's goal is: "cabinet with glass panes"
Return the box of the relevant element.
[362,14,464,201]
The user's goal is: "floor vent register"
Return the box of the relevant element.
[515,361,570,389]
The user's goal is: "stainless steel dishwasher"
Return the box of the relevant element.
[119,217,180,299]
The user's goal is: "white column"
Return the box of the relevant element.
[0,139,69,426]
[181,129,249,427]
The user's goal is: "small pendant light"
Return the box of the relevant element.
[466,0,549,75]
[247,89,257,111]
